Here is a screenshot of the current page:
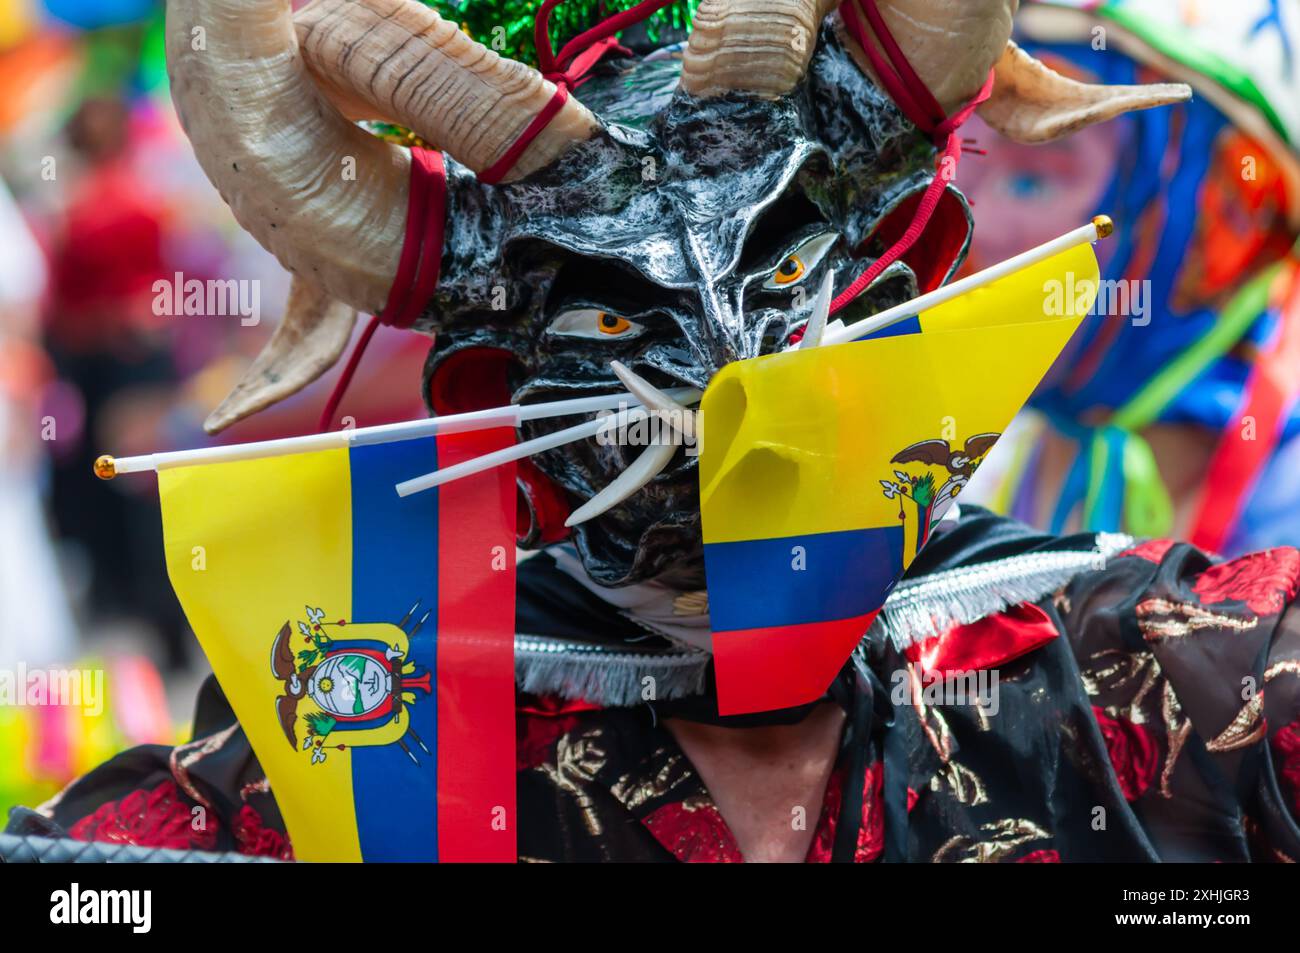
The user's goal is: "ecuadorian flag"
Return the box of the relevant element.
[158,428,517,861]
[700,242,1100,714]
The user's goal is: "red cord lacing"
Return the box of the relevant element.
[317,148,446,432]
[832,0,993,315]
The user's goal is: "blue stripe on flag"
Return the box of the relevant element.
[856,314,920,341]
[704,526,905,632]
[348,436,441,861]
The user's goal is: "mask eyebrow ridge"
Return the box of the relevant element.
[546,255,675,316]
[740,185,829,273]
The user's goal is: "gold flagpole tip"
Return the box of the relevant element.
[93,455,117,480]
[1092,215,1115,239]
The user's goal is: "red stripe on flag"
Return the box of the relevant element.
[435,427,518,861]
[711,611,878,716]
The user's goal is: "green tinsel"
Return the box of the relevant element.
[421,0,698,67]
[368,1,696,145]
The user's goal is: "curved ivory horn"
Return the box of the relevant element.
[680,0,841,98]
[976,40,1191,143]
[295,0,598,182]
[832,1,1190,141]
[167,0,408,317]
[835,0,1020,113]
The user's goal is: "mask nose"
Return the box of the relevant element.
[690,282,791,375]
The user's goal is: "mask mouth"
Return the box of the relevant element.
[520,361,702,469]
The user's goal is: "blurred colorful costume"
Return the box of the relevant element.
[987,0,1300,554]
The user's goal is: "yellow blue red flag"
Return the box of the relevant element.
[157,428,517,861]
[700,242,1100,714]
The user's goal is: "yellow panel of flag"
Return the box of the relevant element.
[700,241,1100,713]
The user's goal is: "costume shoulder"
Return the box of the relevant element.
[1051,536,1300,858]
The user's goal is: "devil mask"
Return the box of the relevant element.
[172,0,1188,587]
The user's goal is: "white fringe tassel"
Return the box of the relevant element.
[866,533,1133,653]
[515,637,709,706]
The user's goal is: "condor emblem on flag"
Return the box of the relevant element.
[157,428,517,861]
[699,240,1100,714]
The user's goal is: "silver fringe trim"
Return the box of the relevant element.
[517,533,1135,705]
[515,636,709,707]
[864,532,1135,653]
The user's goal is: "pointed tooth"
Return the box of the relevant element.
[798,270,834,349]
[565,440,678,528]
[610,361,701,436]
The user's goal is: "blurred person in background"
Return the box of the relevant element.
[0,170,75,670]
[41,94,189,666]
[960,0,1300,556]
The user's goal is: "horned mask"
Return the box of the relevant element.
[167,0,1188,586]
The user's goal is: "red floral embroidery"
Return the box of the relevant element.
[805,763,919,863]
[516,711,583,771]
[233,805,295,860]
[68,779,218,851]
[1016,849,1061,863]
[1193,548,1300,616]
[1272,719,1300,820]
[643,797,743,863]
[1120,539,1177,564]
[1092,706,1160,801]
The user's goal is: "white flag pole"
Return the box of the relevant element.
[393,403,689,498]
[821,216,1111,346]
[95,386,700,479]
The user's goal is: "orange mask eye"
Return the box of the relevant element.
[771,254,806,286]
[762,232,838,292]
[547,307,645,340]
[597,312,634,336]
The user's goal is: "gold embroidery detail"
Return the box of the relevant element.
[1205,692,1267,753]
[673,590,709,616]
[537,727,610,837]
[169,722,239,810]
[1082,648,1163,733]
[907,662,953,762]
[1159,681,1191,799]
[1265,659,1300,682]
[1080,649,1160,711]
[938,761,989,807]
[610,750,692,811]
[932,818,1051,863]
[1136,598,1259,641]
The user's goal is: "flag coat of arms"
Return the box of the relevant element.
[158,427,517,861]
[699,242,1101,714]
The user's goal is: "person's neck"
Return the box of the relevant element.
[665,701,846,863]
